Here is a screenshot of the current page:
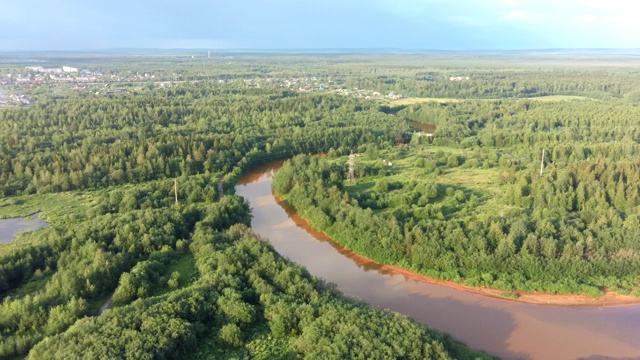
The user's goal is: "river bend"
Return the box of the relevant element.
[235,160,640,360]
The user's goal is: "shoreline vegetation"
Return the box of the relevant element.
[273,147,640,305]
[274,194,640,308]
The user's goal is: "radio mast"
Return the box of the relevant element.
[174,178,178,203]
[347,152,356,182]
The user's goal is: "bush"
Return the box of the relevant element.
[168,271,181,289]
[219,323,243,347]
[447,155,460,167]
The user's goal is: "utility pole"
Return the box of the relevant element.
[174,178,178,203]
[347,152,355,183]
[396,124,404,146]
[539,149,545,177]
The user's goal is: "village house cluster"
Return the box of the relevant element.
[0,93,30,106]
[238,76,402,100]
[3,67,157,86]
[0,67,410,108]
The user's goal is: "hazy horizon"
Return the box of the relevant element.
[2,0,639,51]
[2,48,640,55]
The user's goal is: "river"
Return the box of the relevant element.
[235,160,640,360]
[0,212,49,243]
[407,120,437,135]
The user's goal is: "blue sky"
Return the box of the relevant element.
[0,0,638,50]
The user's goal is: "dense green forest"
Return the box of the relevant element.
[0,53,509,359]
[1,189,485,359]
[274,94,640,297]
[28,224,482,359]
[2,52,640,358]
[0,87,403,196]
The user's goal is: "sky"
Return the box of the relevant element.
[0,0,638,51]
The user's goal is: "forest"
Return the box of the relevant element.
[1,52,640,358]
[273,95,640,297]
[0,53,506,359]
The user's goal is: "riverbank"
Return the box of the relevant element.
[273,194,640,307]
[238,161,640,359]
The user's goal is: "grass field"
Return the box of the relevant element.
[524,95,593,102]
[152,252,198,297]
[338,145,513,220]
[390,97,463,106]
[0,191,96,224]
[389,95,593,106]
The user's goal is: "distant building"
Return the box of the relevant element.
[63,66,79,73]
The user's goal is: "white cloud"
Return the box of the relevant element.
[369,0,640,45]
[581,0,608,8]
[448,15,485,26]
[581,0,639,10]
[497,0,518,7]
[501,10,542,20]
[503,10,527,19]
[575,15,595,22]
[604,15,640,31]
[579,0,640,21]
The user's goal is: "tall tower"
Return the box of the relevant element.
[174,178,178,203]
[396,124,405,146]
[208,51,211,59]
[347,153,355,182]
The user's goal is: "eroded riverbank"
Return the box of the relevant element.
[236,160,640,360]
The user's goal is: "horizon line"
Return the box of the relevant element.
[1,47,640,54]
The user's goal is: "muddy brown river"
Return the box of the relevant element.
[236,160,640,360]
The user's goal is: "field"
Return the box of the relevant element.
[340,145,509,221]
[0,191,95,224]
[390,97,463,105]
[390,95,593,106]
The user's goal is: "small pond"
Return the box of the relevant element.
[0,212,49,243]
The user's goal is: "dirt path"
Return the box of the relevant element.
[98,292,114,315]
[218,178,224,199]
